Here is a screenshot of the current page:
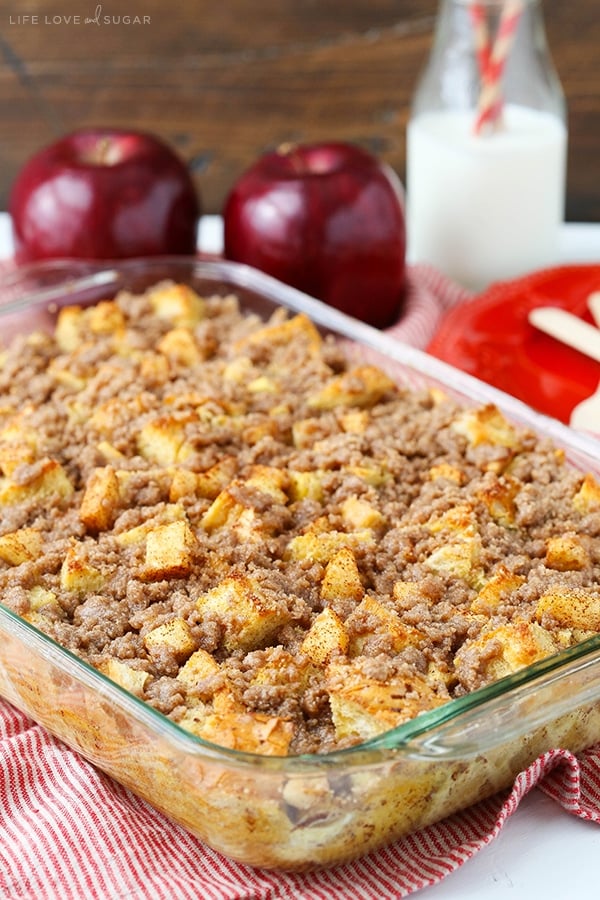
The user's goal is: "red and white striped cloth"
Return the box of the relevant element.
[384,263,472,347]
[1,262,600,899]
[2,697,600,900]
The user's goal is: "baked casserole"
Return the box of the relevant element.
[1,260,600,869]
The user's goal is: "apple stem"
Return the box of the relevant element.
[81,137,120,167]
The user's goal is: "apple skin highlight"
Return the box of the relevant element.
[9,128,201,263]
[223,142,406,329]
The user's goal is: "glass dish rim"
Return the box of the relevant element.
[2,254,600,768]
[4,601,600,768]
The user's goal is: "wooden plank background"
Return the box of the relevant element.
[0,0,598,222]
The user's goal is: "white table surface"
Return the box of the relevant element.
[0,213,598,266]
[1,213,599,898]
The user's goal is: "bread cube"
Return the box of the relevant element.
[201,468,286,537]
[80,466,120,532]
[234,313,322,355]
[200,488,242,532]
[229,507,267,543]
[288,470,324,503]
[143,617,196,663]
[241,419,278,446]
[63,398,90,427]
[175,703,211,731]
[245,465,289,503]
[425,538,483,585]
[0,460,73,506]
[545,534,590,571]
[248,375,278,394]
[454,621,559,688]
[211,684,242,715]
[158,328,202,366]
[573,473,600,514]
[138,351,170,385]
[250,648,311,691]
[0,411,39,476]
[347,596,424,656]
[344,463,389,488]
[428,386,449,406]
[182,708,294,755]
[60,543,105,593]
[471,566,526,615]
[88,299,126,335]
[392,580,430,604]
[427,503,475,535]
[137,416,194,465]
[148,282,205,328]
[426,659,456,691]
[475,476,519,527]
[301,608,349,666]
[0,408,37,444]
[55,305,84,352]
[326,662,447,742]
[101,658,150,697]
[196,575,290,652]
[168,468,199,503]
[285,529,374,565]
[142,520,197,580]
[451,404,521,450]
[320,547,364,603]
[341,496,385,531]
[0,441,37,477]
[96,441,125,462]
[291,418,327,450]
[272,398,293,418]
[307,366,396,410]
[339,410,369,434]
[115,503,186,546]
[28,585,59,611]
[428,462,465,484]
[425,504,483,585]
[22,586,62,626]
[89,395,150,434]
[222,355,254,384]
[177,648,221,687]
[47,357,87,392]
[0,527,42,565]
[536,587,600,631]
[177,651,238,717]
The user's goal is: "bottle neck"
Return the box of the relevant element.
[412,0,565,122]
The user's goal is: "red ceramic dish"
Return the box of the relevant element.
[427,265,600,424]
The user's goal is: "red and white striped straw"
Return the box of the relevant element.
[469,3,493,79]
[473,0,524,134]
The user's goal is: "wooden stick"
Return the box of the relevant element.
[528,306,600,364]
[587,291,600,328]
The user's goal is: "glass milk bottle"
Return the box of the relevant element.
[406,0,567,290]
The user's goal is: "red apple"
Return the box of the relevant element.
[223,142,406,328]
[9,128,201,263]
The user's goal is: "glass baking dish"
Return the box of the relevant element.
[1,255,600,872]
